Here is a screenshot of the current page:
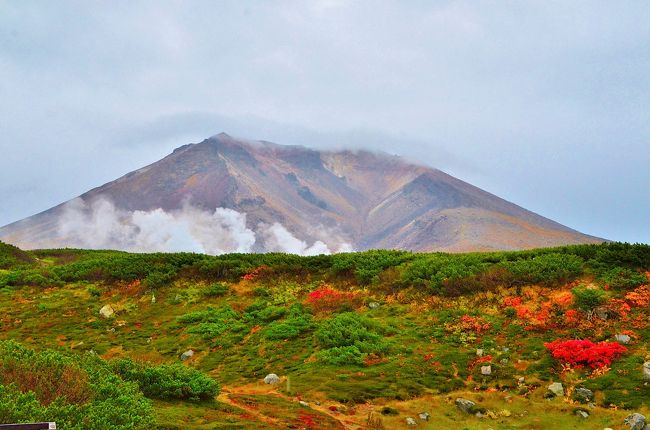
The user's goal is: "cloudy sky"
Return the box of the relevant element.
[1,1,648,243]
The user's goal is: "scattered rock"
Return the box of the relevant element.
[476,349,484,357]
[574,387,594,403]
[594,307,608,320]
[481,365,492,375]
[315,401,321,406]
[475,411,484,418]
[517,376,525,384]
[455,398,476,413]
[406,417,417,426]
[299,401,309,407]
[368,302,380,309]
[180,349,194,361]
[643,362,650,380]
[99,304,114,319]
[499,409,512,417]
[547,382,564,398]
[624,413,646,430]
[615,334,631,344]
[575,410,589,419]
[418,412,430,421]
[486,411,498,419]
[264,373,280,384]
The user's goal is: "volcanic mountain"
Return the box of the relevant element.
[0,133,602,253]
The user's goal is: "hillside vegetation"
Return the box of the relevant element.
[0,242,648,429]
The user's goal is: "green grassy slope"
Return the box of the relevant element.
[0,242,648,429]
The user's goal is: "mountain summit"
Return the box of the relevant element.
[0,133,602,253]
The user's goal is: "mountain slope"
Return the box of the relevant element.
[0,133,603,252]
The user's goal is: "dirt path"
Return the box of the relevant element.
[217,387,286,428]
[219,383,373,429]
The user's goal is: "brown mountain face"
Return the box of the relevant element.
[0,133,603,252]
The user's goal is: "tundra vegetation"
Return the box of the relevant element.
[0,241,648,429]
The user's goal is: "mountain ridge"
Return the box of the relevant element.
[0,133,604,253]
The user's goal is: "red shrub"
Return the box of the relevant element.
[503,297,523,307]
[544,339,627,369]
[457,315,492,333]
[241,265,267,281]
[304,286,360,312]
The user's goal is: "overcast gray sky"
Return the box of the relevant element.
[1,1,648,243]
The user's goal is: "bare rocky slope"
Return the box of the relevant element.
[0,133,603,252]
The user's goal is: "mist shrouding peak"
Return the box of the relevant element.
[0,134,603,253]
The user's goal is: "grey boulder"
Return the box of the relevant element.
[624,413,647,430]
[547,382,564,397]
[574,387,594,403]
[455,398,476,413]
[264,373,280,384]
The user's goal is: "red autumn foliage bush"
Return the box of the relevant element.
[458,315,492,333]
[445,315,492,340]
[502,290,575,331]
[241,265,268,281]
[304,285,361,312]
[606,284,650,319]
[544,339,627,369]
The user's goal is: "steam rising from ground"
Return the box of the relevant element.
[58,198,351,255]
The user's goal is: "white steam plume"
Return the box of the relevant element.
[260,222,331,256]
[57,197,351,255]
[58,198,255,254]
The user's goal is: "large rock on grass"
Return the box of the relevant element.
[615,334,632,344]
[264,373,280,384]
[99,304,114,318]
[574,387,594,403]
[624,413,646,430]
[455,398,476,413]
[547,382,564,398]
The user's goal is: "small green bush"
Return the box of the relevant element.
[111,358,219,401]
[263,314,313,340]
[204,282,229,297]
[571,286,605,311]
[599,267,647,290]
[315,313,388,365]
[143,270,175,289]
[317,346,365,365]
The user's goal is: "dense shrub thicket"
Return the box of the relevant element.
[0,341,152,429]
[0,241,35,269]
[1,242,649,296]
